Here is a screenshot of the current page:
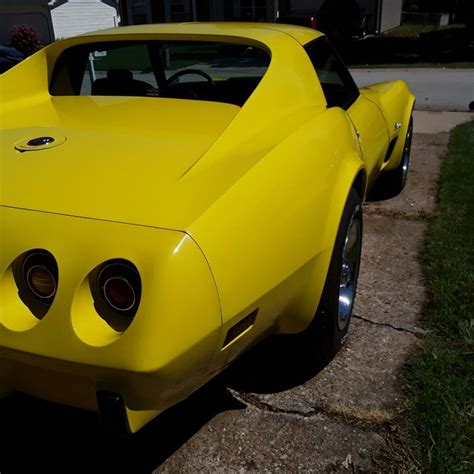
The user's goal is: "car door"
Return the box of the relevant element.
[305,38,389,187]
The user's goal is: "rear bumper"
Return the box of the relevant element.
[0,346,214,433]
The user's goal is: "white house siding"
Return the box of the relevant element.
[50,0,119,39]
[379,0,402,33]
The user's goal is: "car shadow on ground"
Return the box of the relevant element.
[0,336,325,473]
[223,334,328,394]
[0,383,241,473]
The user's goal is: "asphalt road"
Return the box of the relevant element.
[350,68,474,112]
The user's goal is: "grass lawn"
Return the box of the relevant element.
[349,62,474,69]
[383,24,466,39]
[397,120,474,471]
[346,23,474,69]
[92,42,221,71]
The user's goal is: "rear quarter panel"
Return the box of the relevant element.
[188,106,365,368]
[360,80,415,171]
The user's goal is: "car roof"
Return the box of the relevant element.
[80,22,323,47]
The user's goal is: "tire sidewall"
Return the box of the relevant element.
[308,188,363,362]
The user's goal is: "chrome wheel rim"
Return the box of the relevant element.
[338,210,362,331]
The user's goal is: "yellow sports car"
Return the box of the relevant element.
[0,23,415,433]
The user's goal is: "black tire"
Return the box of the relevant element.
[369,117,413,201]
[303,188,363,365]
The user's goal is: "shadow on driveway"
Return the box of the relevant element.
[0,336,326,473]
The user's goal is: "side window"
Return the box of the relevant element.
[305,38,359,110]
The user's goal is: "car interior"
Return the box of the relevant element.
[50,40,270,107]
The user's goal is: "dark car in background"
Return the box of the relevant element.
[0,45,24,73]
[276,11,319,30]
[277,0,368,47]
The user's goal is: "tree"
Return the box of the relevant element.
[10,25,41,57]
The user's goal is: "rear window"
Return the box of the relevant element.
[50,40,270,107]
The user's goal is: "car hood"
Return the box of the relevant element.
[1,96,240,230]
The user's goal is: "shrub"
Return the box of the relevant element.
[10,24,41,56]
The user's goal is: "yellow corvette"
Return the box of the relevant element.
[0,23,414,433]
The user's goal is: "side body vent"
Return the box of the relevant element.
[384,136,398,163]
[223,309,258,348]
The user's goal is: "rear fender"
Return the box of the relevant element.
[361,80,415,171]
[278,151,365,334]
[189,107,365,347]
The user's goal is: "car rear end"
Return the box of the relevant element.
[0,204,223,432]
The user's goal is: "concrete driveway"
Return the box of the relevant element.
[0,111,471,473]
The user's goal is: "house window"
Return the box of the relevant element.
[224,0,268,22]
[170,0,193,22]
[128,0,150,25]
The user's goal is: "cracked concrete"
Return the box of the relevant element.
[352,314,426,337]
[157,406,385,472]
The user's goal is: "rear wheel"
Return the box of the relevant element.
[303,188,363,364]
[370,117,413,200]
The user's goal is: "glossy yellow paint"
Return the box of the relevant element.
[360,80,415,171]
[0,23,414,432]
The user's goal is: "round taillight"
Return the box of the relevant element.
[103,277,136,312]
[22,252,58,305]
[26,265,57,299]
[97,261,141,318]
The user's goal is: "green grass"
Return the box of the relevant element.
[94,44,151,70]
[349,62,474,69]
[346,23,474,69]
[398,120,474,471]
[383,24,466,39]
[92,42,220,71]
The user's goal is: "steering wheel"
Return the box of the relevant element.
[166,69,215,87]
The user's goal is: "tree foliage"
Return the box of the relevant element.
[10,24,41,57]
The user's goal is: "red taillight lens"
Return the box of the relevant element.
[22,251,58,305]
[103,277,136,312]
[26,265,57,299]
[97,261,141,319]
[310,17,317,29]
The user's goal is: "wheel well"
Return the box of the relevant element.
[352,170,367,200]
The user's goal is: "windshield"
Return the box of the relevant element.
[50,40,270,107]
